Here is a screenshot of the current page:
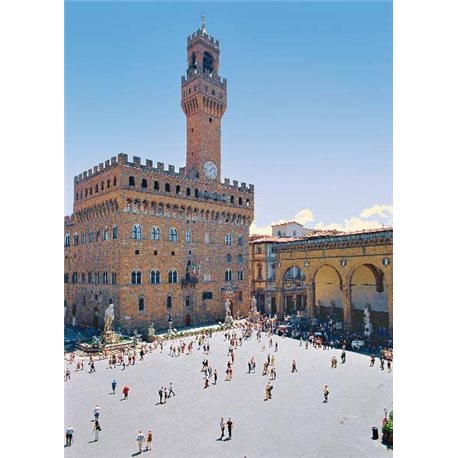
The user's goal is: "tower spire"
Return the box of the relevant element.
[201,13,207,35]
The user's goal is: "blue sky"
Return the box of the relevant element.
[65,0,392,233]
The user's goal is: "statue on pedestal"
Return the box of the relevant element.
[104,302,115,333]
[102,301,122,345]
[363,304,373,337]
[224,299,233,325]
[250,296,257,312]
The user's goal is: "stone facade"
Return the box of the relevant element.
[250,228,393,333]
[64,23,254,333]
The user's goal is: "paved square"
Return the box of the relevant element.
[64,330,392,457]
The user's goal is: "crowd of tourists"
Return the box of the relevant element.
[64,314,392,453]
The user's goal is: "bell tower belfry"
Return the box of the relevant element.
[181,16,227,183]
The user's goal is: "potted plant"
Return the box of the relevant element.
[382,411,393,447]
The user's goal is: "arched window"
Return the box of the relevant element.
[224,233,232,245]
[132,224,142,240]
[95,184,99,193]
[112,226,118,239]
[150,270,160,284]
[246,199,251,207]
[176,185,181,194]
[168,270,178,283]
[230,196,234,204]
[102,271,108,284]
[153,181,160,190]
[151,226,160,241]
[103,228,109,240]
[226,254,232,263]
[203,273,211,282]
[101,181,104,191]
[73,233,79,246]
[237,254,243,263]
[107,179,111,188]
[169,228,178,242]
[237,235,244,246]
[225,269,232,282]
[167,296,172,309]
[165,183,171,192]
[64,233,70,247]
[64,272,69,283]
[185,229,192,243]
[186,187,191,196]
[277,231,281,237]
[238,197,242,205]
[113,176,117,186]
[131,270,142,285]
[257,263,263,279]
[195,189,199,198]
[238,270,244,281]
[141,178,147,189]
[129,176,135,186]
[81,233,86,244]
[203,51,214,74]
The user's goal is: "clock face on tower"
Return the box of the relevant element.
[203,161,218,180]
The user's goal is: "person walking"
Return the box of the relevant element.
[93,420,101,441]
[122,385,129,400]
[168,382,176,398]
[204,376,209,389]
[291,360,297,373]
[213,369,217,384]
[220,418,225,439]
[146,431,153,451]
[387,360,392,372]
[370,353,375,367]
[93,404,100,421]
[111,379,117,394]
[341,350,346,364]
[65,425,74,447]
[323,385,329,403]
[136,431,145,454]
[159,387,163,404]
[227,418,233,440]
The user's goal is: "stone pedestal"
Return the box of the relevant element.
[102,330,122,345]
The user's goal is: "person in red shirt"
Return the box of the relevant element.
[122,385,129,400]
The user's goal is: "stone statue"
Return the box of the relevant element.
[148,321,156,337]
[225,299,232,316]
[250,296,257,312]
[363,304,372,337]
[104,302,115,333]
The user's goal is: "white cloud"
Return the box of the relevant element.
[249,219,286,236]
[250,204,392,235]
[314,217,386,232]
[294,208,315,224]
[360,204,393,219]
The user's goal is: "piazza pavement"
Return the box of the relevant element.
[64,329,392,458]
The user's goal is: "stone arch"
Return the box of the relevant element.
[313,264,344,321]
[282,266,306,315]
[349,263,388,333]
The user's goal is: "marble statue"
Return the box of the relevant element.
[363,305,372,337]
[225,299,232,316]
[104,302,115,333]
[250,296,257,312]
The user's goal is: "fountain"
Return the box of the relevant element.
[75,301,133,354]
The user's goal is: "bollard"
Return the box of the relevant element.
[372,427,379,440]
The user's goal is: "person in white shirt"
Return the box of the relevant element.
[137,431,145,453]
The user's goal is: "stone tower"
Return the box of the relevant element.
[181,16,227,183]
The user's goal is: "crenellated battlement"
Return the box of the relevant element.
[187,29,219,49]
[74,153,254,194]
